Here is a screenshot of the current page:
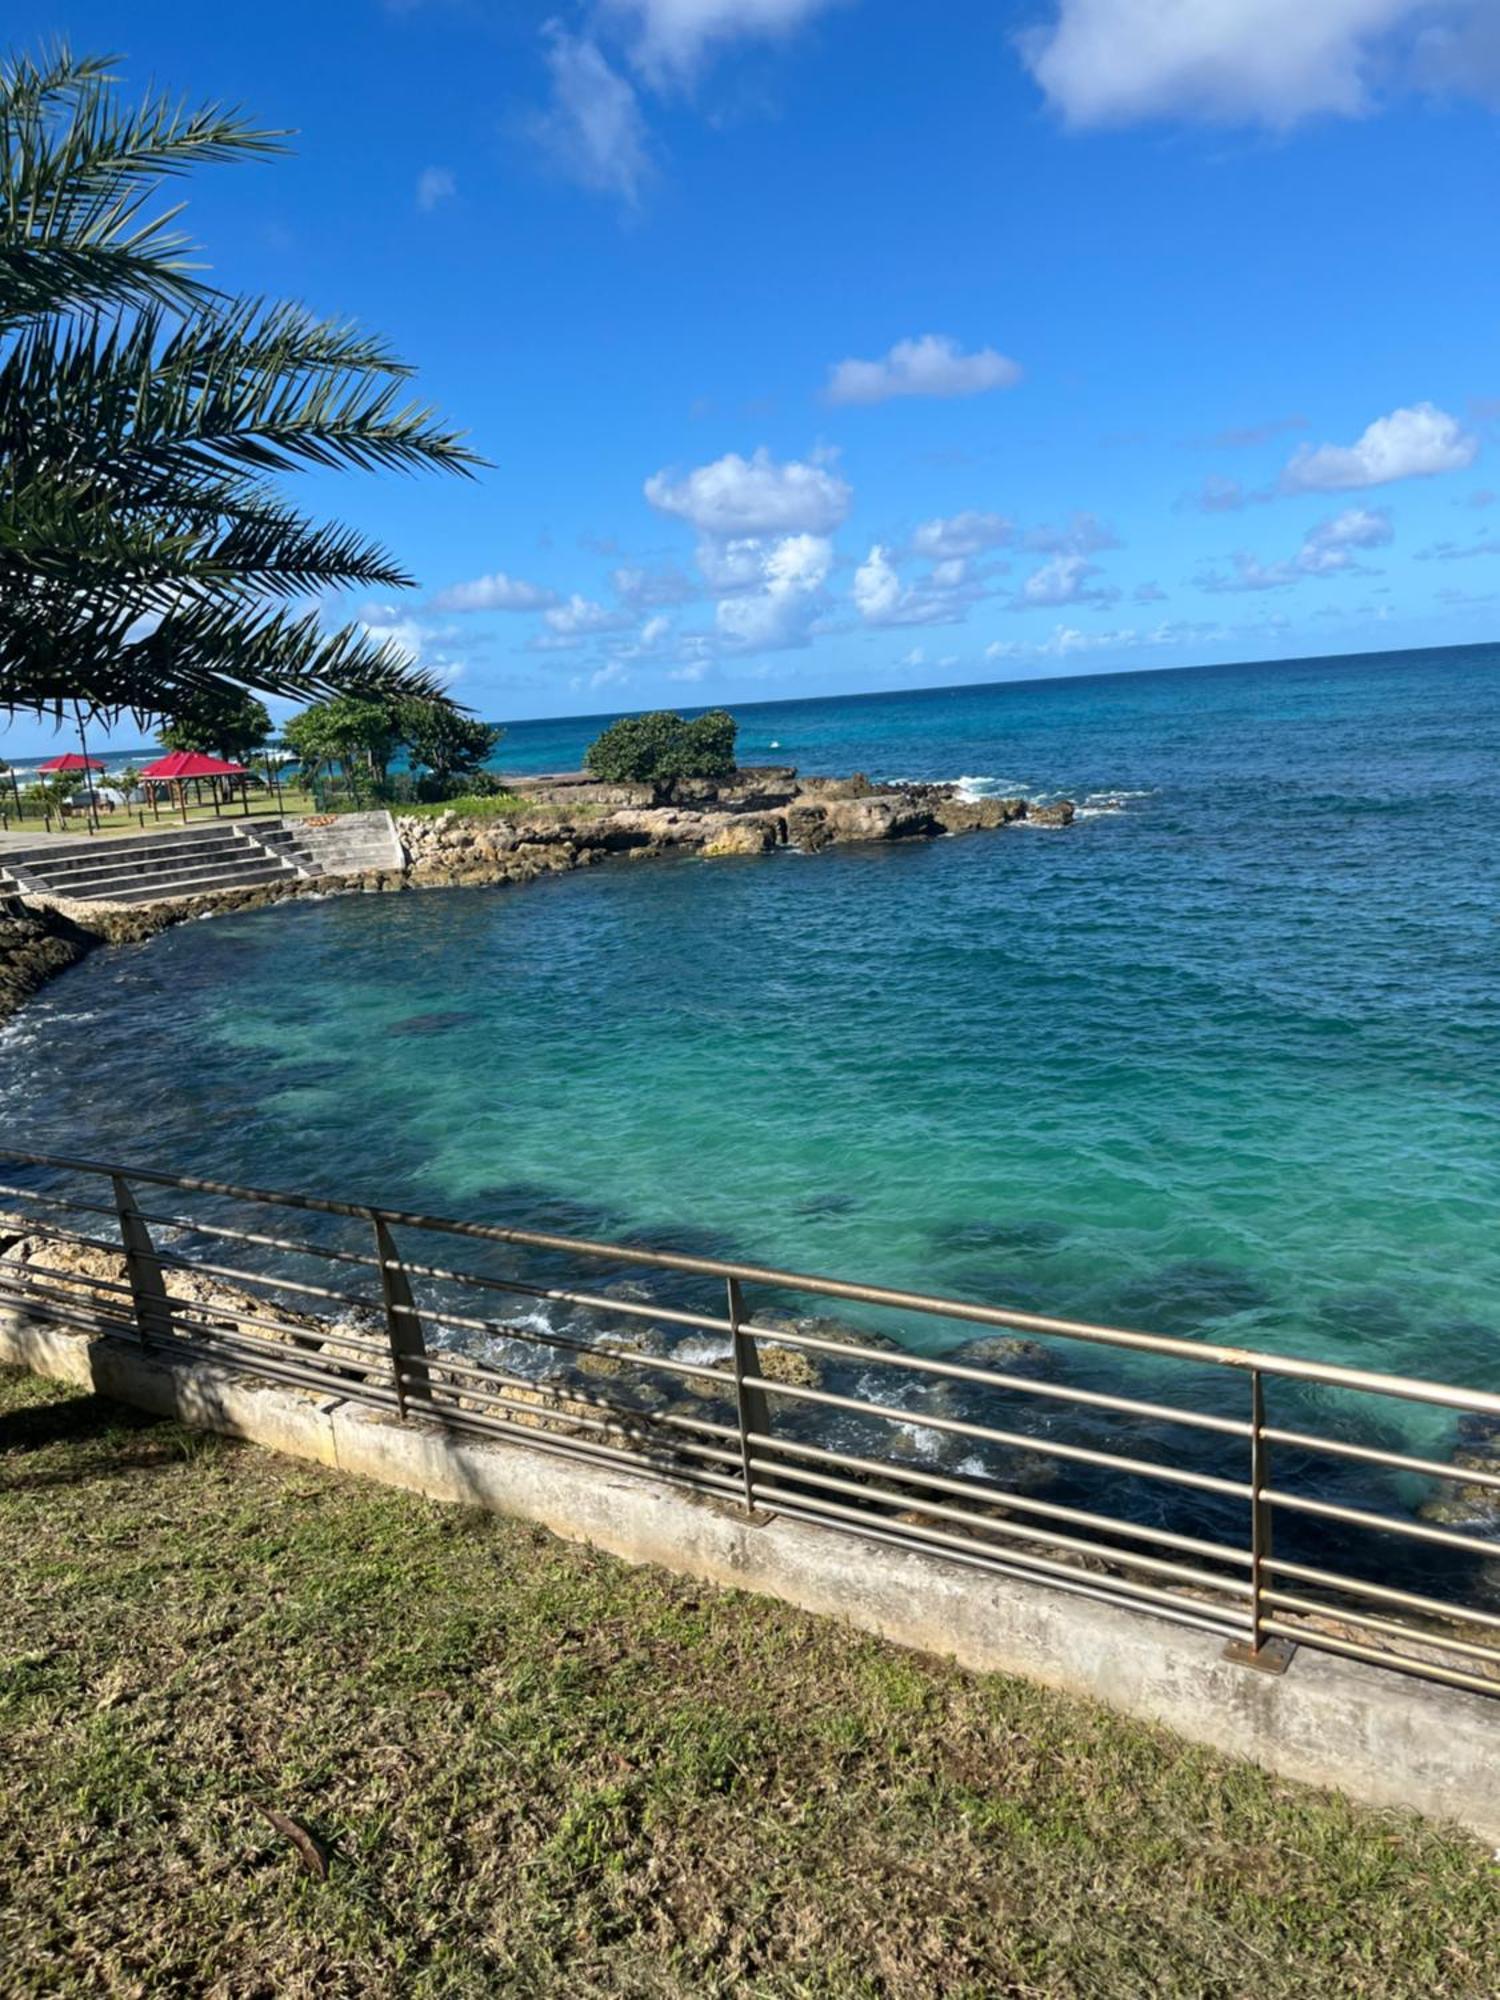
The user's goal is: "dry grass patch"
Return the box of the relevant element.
[1,1366,1496,1998]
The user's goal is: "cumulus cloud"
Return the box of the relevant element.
[543,593,636,640]
[1013,553,1121,610]
[358,607,466,684]
[1021,0,1497,130]
[826,334,1021,407]
[852,544,988,627]
[415,166,456,211]
[910,510,1014,560]
[428,570,558,613]
[1283,403,1478,492]
[645,446,851,536]
[603,0,842,81]
[529,29,652,204]
[714,532,832,650]
[986,620,1219,662]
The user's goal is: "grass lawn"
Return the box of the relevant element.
[0,790,320,840]
[1,1365,1496,1999]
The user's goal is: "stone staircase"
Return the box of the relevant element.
[0,820,307,906]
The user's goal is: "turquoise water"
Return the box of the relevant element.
[3,645,1498,1424]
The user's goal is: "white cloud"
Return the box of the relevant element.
[604,0,841,80]
[415,166,456,211]
[910,510,1013,560]
[530,30,652,204]
[1298,506,1394,571]
[1134,581,1168,603]
[1013,554,1121,610]
[358,608,466,684]
[645,447,851,536]
[1021,0,1495,130]
[714,532,832,650]
[1199,508,1394,592]
[826,335,1021,407]
[428,571,558,613]
[852,544,983,627]
[986,619,1222,662]
[1282,402,1478,491]
[544,593,636,639]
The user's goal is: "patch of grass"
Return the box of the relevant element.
[397,792,531,820]
[1,1364,1496,1997]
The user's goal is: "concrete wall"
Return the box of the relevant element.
[3,1312,1496,1847]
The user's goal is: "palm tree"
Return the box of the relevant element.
[0,44,482,730]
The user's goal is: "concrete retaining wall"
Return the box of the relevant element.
[3,1312,1495,1846]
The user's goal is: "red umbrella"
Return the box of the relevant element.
[37,752,105,772]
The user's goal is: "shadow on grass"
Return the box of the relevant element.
[0,1390,175,1488]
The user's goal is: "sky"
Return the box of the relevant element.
[6,0,1500,753]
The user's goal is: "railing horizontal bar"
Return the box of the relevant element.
[0,1285,140,1342]
[150,1327,398,1406]
[1263,1486,1500,1561]
[741,1371,1251,1498]
[744,1428,1254,1568]
[415,1347,741,1442]
[417,1389,744,1490]
[1263,1557,1500,1634]
[1257,1618,1500,1700]
[423,1381,737,1466]
[741,1323,1252,1439]
[1263,1591,1500,1669]
[407,1363,739,1463]
[746,1453,1251,1600]
[134,1209,379,1270]
[9,1146,1499,1418]
[4,1260,138,1301]
[407,1299,731,1385]
[166,1299,388,1360]
[382,1257,738,1340]
[0,1182,119,1222]
[763,1496,1252,1645]
[1263,1424,1500,1493]
[750,1477,1254,1633]
[149,1248,381,1314]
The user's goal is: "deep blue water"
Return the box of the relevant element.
[3,646,1498,1449]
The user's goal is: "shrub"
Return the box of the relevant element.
[583,709,737,788]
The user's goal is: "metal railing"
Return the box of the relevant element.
[2,1146,1498,1698]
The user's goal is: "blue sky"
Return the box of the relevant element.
[6,0,1500,753]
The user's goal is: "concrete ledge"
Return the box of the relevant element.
[3,1313,1495,1845]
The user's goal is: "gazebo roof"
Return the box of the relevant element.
[37,753,105,771]
[138,751,249,781]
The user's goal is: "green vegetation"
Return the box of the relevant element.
[584,708,738,788]
[0,44,479,730]
[282,694,505,803]
[156,688,273,762]
[2,1366,1495,1998]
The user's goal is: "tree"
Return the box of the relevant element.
[583,710,738,788]
[156,686,272,760]
[0,44,482,729]
[282,696,400,788]
[398,700,502,794]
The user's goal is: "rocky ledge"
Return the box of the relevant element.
[394,768,1074,888]
[0,770,1073,1024]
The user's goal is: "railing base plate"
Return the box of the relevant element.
[1223,1636,1297,1676]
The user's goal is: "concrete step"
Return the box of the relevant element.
[58,860,299,905]
[18,840,257,887]
[0,824,284,872]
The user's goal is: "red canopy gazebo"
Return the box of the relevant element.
[138,750,251,821]
[37,753,105,773]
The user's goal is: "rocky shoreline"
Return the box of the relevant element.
[0,768,1073,1025]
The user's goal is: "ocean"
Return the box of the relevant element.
[3,643,1497,1427]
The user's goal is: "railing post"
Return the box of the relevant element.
[727,1278,772,1518]
[111,1175,174,1347]
[1225,1366,1294,1674]
[372,1214,429,1419]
